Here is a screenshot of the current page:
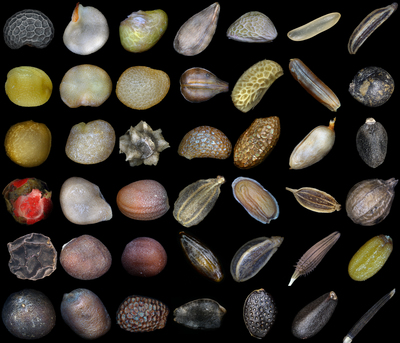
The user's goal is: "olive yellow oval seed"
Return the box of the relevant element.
[348,235,393,281]
[288,12,341,41]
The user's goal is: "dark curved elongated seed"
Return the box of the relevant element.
[289,231,340,286]
[343,288,395,343]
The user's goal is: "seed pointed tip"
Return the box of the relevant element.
[390,288,396,297]
[288,277,296,286]
[343,336,353,343]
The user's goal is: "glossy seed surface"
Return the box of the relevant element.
[286,187,341,213]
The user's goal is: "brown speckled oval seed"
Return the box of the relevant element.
[121,237,167,277]
[60,234,111,280]
[116,179,169,220]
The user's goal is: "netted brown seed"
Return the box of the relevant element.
[173,2,220,56]
[116,295,169,332]
[243,289,277,339]
[178,126,232,160]
[7,233,57,281]
[356,118,388,168]
[234,116,280,169]
[173,176,225,227]
[180,68,228,103]
[286,187,341,213]
[346,178,397,226]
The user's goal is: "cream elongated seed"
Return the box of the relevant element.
[288,12,341,41]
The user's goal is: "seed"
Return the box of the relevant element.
[289,231,341,286]
[231,59,283,112]
[116,295,169,332]
[343,288,395,343]
[349,66,395,107]
[233,116,280,169]
[356,118,388,168]
[232,177,279,224]
[289,118,336,169]
[178,126,232,160]
[173,2,220,56]
[292,291,338,339]
[243,289,277,339]
[227,11,277,42]
[287,12,341,41]
[286,187,341,213]
[230,236,283,282]
[173,175,225,227]
[345,178,397,226]
[179,68,228,103]
[348,2,398,54]
[348,234,393,281]
[174,298,226,330]
[289,58,341,112]
[179,231,223,282]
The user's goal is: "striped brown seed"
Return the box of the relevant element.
[286,187,341,213]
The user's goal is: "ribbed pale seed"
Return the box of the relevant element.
[286,187,341,213]
[173,176,225,227]
[178,126,232,160]
[288,12,341,41]
[348,235,393,281]
[227,11,277,42]
[231,60,283,113]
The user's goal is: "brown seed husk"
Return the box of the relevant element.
[286,187,341,213]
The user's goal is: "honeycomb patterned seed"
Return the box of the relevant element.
[243,289,277,338]
[231,60,283,113]
[178,126,232,159]
[116,295,169,333]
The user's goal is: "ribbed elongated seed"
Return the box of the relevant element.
[348,2,398,54]
[289,231,340,286]
[286,187,341,213]
[343,288,395,343]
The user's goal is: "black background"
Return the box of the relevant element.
[1,1,398,342]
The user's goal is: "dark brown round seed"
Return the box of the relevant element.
[121,237,167,277]
[2,289,56,339]
[60,234,112,280]
[116,295,169,332]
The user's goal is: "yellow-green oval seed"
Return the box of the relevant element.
[348,234,393,281]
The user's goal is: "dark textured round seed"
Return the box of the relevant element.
[121,237,167,277]
[349,66,394,107]
[116,295,169,332]
[2,289,56,339]
[60,234,112,280]
[3,9,54,49]
[61,288,111,339]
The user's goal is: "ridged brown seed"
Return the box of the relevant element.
[243,289,277,339]
[348,2,398,54]
[234,116,280,169]
[173,176,225,227]
[356,118,388,168]
[286,187,341,213]
[230,236,283,282]
[346,178,397,226]
[179,231,223,282]
[289,58,341,112]
[292,291,338,339]
[116,295,169,332]
[180,68,228,103]
[178,126,232,160]
[173,2,220,56]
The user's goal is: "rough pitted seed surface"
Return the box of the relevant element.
[243,289,277,339]
[4,9,54,49]
[116,295,169,332]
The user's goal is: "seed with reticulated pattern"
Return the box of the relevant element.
[116,295,169,332]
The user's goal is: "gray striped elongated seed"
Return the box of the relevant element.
[243,289,277,339]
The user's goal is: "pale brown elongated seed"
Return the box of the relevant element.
[289,231,340,286]
[286,187,341,213]
[348,3,398,54]
[287,12,341,41]
[289,58,340,111]
[343,288,395,343]
[173,176,225,227]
